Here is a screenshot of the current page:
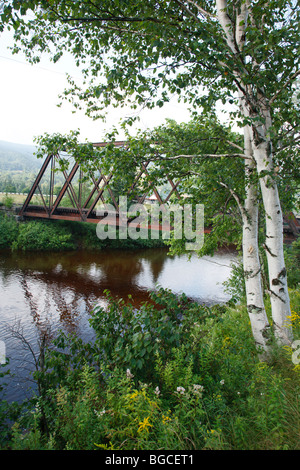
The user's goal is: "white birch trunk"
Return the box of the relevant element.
[216,0,271,353]
[250,112,293,345]
[242,127,271,354]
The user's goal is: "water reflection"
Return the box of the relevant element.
[0,247,235,402]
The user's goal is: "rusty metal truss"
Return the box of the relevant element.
[19,141,182,227]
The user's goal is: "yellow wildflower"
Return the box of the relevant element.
[138,416,153,433]
[128,390,139,401]
[222,336,231,349]
[285,310,300,328]
[293,364,300,373]
[162,414,172,424]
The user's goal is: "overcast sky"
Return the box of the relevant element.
[0,29,195,146]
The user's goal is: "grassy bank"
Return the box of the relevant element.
[0,193,27,206]
[0,214,165,252]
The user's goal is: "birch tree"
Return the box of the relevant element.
[1,0,299,351]
[215,0,296,346]
[124,115,272,355]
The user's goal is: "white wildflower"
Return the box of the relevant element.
[139,382,148,389]
[193,384,204,392]
[220,379,225,385]
[154,386,160,396]
[176,386,185,395]
[126,368,134,379]
[94,409,106,418]
[192,384,204,397]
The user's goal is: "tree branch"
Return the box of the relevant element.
[216,0,237,54]
[269,69,300,105]
[226,140,244,151]
[219,180,246,217]
[152,153,250,160]
[173,0,201,22]
[185,0,214,18]
[60,15,166,24]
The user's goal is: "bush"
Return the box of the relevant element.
[89,288,216,382]
[11,221,75,252]
[0,216,75,252]
[0,215,19,248]
[0,216,165,252]
[2,195,14,209]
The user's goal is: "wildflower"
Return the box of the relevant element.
[139,382,148,389]
[220,379,225,385]
[94,409,106,418]
[222,336,231,349]
[193,384,204,392]
[162,414,171,424]
[126,368,134,379]
[192,384,204,397]
[154,386,160,396]
[176,386,185,395]
[138,416,152,433]
[129,390,139,400]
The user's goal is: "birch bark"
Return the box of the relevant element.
[215,0,293,346]
[250,102,293,345]
[242,126,271,354]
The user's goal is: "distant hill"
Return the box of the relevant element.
[0,140,43,171]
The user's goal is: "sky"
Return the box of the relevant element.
[0,28,194,146]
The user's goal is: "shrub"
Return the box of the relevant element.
[0,363,22,448]
[0,215,19,248]
[2,195,14,209]
[12,221,75,251]
[89,288,216,382]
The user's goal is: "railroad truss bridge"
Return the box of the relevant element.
[19,141,299,238]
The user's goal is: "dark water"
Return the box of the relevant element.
[0,247,235,402]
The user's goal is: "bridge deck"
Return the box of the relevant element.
[21,205,211,233]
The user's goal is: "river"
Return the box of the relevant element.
[0,247,236,402]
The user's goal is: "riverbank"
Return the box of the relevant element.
[0,213,165,252]
[1,285,300,450]
[1,212,298,288]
